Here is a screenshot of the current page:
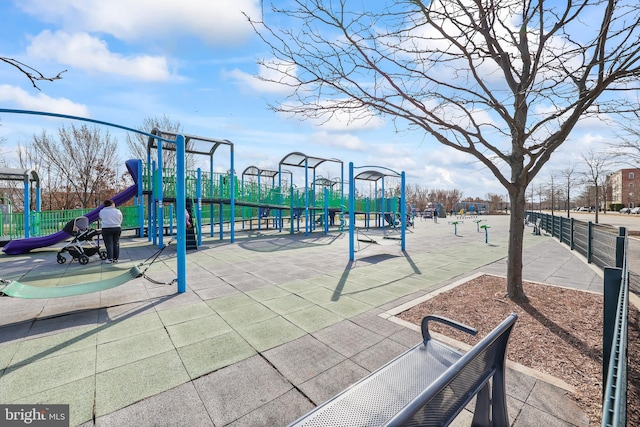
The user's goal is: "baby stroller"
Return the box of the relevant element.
[57,216,107,265]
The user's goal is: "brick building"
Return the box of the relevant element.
[609,168,640,208]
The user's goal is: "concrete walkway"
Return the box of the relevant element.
[0,215,603,426]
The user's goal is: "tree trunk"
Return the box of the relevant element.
[507,187,528,302]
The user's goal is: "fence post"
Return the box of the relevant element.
[602,266,622,395]
[616,227,626,269]
[587,221,593,264]
[569,218,575,250]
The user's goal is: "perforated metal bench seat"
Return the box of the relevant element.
[288,313,518,427]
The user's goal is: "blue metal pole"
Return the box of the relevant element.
[219,175,224,240]
[290,185,295,235]
[175,134,187,294]
[157,140,164,248]
[35,182,41,212]
[349,162,355,261]
[23,177,30,238]
[341,163,344,229]
[304,160,309,236]
[278,165,284,233]
[401,171,406,251]
[312,169,317,232]
[381,177,386,230]
[209,160,214,238]
[148,160,155,242]
[151,161,157,245]
[137,159,144,238]
[230,146,235,243]
[324,187,329,235]
[197,168,202,247]
[241,176,246,231]
[257,172,262,232]
[169,204,174,236]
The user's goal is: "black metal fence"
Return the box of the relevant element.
[529,212,619,269]
[526,211,628,426]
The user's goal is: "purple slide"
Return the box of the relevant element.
[2,160,140,255]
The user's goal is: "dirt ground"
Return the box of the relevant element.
[397,274,640,426]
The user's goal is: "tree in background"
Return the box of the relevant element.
[485,193,506,212]
[580,149,611,224]
[18,124,121,210]
[431,189,463,214]
[403,184,463,213]
[558,165,578,218]
[610,110,640,167]
[0,120,6,167]
[250,1,640,301]
[126,115,196,170]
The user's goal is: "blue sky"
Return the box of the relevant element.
[0,0,614,199]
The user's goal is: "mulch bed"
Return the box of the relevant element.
[396,274,640,426]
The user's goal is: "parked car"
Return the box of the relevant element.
[620,207,630,214]
[630,207,640,214]
[577,206,590,212]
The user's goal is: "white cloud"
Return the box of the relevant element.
[18,0,260,46]
[308,131,366,151]
[27,31,173,81]
[0,84,90,116]
[280,99,386,132]
[226,60,297,95]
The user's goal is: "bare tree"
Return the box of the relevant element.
[0,120,6,167]
[249,0,640,300]
[485,193,504,212]
[580,149,611,224]
[20,124,121,209]
[609,110,640,167]
[126,115,196,170]
[557,165,578,217]
[429,188,463,214]
[1,57,66,90]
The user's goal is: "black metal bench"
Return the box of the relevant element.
[531,218,541,235]
[525,216,541,235]
[288,313,518,427]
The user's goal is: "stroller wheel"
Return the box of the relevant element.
[57,255,66,264]
[79,256,90,265]
[99,251,108,260]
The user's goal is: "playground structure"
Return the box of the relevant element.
[0,109,409,296]
[420,202,445,220]
[1,137,407,250]
[348,163,407,261]
[0,166,40,241]
[454,201,489,218]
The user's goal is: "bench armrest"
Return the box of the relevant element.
[421,315,477,342]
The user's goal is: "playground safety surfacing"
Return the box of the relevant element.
[0,216,598,426]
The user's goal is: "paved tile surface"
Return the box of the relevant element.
[0,215,605,426]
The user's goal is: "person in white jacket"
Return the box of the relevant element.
[99,199,123,263]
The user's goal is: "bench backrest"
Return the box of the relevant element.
[387,313,517,426]
[288,313,517,427]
